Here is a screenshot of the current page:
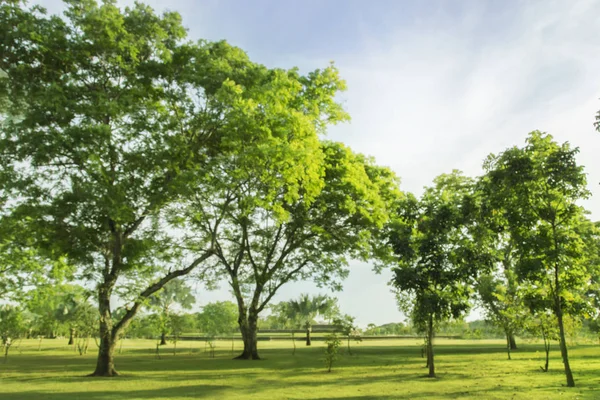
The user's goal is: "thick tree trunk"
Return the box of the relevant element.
[92,334,118,376]
[160,331,167,346]
[305,326,311,346]
[505,331,512,360]
[509,334,517,350]
[68,328,75,346]
[556,305,575,387]
[427,315,435,378]
[235,308,260,360]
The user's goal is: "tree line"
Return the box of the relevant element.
[0,0,599,388]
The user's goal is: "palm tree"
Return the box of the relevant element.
[288,294,338,346]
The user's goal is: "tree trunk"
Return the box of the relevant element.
[306,325,311,346]
[427,314,435,378]
[556,305,575,387]
[235,307,260,360]
[68,328,75,346]
[91,333,118,376]
[509,334,517,350]
[551,223,574,387]
[160,331,167,346]
[505,331,512,360]
[90,283,119,377]
[292,331,296,355]
[541,329,550,372]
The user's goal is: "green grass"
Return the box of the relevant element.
[0,338,598,399]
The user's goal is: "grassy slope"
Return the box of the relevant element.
[0,338,598,399]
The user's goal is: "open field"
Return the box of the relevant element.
[0,339,599,399]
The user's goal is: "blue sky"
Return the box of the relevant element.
[39,0,600,327]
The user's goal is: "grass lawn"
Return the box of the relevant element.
[0,338,598,399]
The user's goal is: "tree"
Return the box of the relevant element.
[196,301,238,337]
[477,273,528,359]
[71,301,98,355]
[0,305,27,362]
[482,131,595,387]
[53,284,94,345]
[390,171,492,378]
[333,314,361,355]
[184,139,400,359]
[0,0,268,376]
[323,333,341,373]
[148,279,195,345]
[287,294,338,347]
[168,313,194,356]
[25,284,64,340]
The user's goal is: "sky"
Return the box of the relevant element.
[38,0,600,327]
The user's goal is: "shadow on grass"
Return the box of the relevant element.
[0,384,230,400]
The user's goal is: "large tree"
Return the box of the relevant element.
[183,140,400,359]
[482,131,594,387]
[390,171,492,378]
[0,0,278,376]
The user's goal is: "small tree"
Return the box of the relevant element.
[323,333,341,373]
[333,314,361,355]
[168,313,192,356]
[148,279,195,346]
[72,302,98,356]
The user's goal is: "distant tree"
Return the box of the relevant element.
[268,301,301,354]
[482,131,595,387]
[0,305,27,362]
[71,301,98,356]
[287,294,339,346]
[25,285,64,340]
[168,313,194,356]
[54,285,94,345]
[149,279,195,345]
[390,171,492,378]
[197,301,239,337]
